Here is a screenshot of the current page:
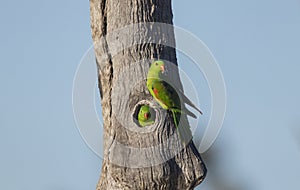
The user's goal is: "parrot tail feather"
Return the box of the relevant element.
[183,108,197,119]
[172,107,197,119]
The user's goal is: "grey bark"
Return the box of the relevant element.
[90,0,206,189]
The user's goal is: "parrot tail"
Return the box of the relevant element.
[171,107,197,119]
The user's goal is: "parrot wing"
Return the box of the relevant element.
[161,81,200,118]
[151,80,198,119]
[151,80,176,109]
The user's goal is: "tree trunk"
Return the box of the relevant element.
[90,0,206,189]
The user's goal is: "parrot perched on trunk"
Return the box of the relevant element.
[138,105,155,127]
[146,60,202,142]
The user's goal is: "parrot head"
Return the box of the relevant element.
[138,105,152,122]
[137,105,155,127]
[150,60,165,74]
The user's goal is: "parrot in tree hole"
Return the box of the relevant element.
[138,105,155,127]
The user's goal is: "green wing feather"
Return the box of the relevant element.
[151,80,198,118]
[151,81,178,108]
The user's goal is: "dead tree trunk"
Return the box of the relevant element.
[90,0,206,189]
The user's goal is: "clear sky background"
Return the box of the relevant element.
[1,0,300,189]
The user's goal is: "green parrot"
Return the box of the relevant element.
[146,60,202,142]
[138,105,155,127]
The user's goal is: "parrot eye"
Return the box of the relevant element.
[155,62,158,66]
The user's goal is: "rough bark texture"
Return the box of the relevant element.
[90,0,206,189]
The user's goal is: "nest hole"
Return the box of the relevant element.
[132,101,157,128]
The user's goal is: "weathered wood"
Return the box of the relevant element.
[90,0,206,189]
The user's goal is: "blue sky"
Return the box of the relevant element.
[1,0,300,189]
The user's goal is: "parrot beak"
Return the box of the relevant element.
[144,113,149,119]
[160,65,165,73]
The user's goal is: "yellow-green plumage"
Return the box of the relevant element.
[138,105,155,127]
[146,60,202,143]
